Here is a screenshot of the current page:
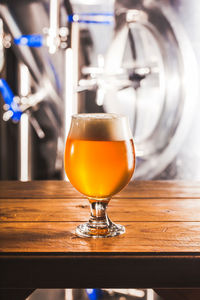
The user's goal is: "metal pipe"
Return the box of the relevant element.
[0,18,4,72]
[0,4,41,83]
[0,4,63,114]
[48,0,60,54]
[18,64,31,181]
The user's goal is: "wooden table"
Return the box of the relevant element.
[1,181,200,299]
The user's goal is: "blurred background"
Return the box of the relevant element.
[0,0,199,299]
[26,289,162,300]
[1,0,200,182]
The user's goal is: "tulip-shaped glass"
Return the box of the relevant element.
[65,113,135,238]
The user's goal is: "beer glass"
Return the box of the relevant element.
[65,113,135,238]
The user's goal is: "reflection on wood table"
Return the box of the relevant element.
[1,180,200,298]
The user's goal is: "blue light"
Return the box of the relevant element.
[86,289,103,300]
[14,35,43,47]
[68,13,114,24]
[0,79,22,121]
[0,78,14,106]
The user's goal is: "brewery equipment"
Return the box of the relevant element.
[73,0,200,180]
[0,0,200,180]
[0,0,73,180]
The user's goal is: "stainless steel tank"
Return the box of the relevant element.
[104,0,199,179]
[73,0,200,180]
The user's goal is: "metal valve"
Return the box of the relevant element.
[0,79,22,122]
[0,78,45,138]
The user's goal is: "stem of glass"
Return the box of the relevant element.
[88,199,111,230]
[75,198,125,238]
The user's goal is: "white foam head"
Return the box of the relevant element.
[68,113,132,141]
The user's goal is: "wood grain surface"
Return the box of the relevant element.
[1,197,200,222]
[1,221,200,252]
[1,180,200,290]
[1,180,200,198]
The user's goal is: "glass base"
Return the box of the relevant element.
[76,222,125,238]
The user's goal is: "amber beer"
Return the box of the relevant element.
[65,114,135,200]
